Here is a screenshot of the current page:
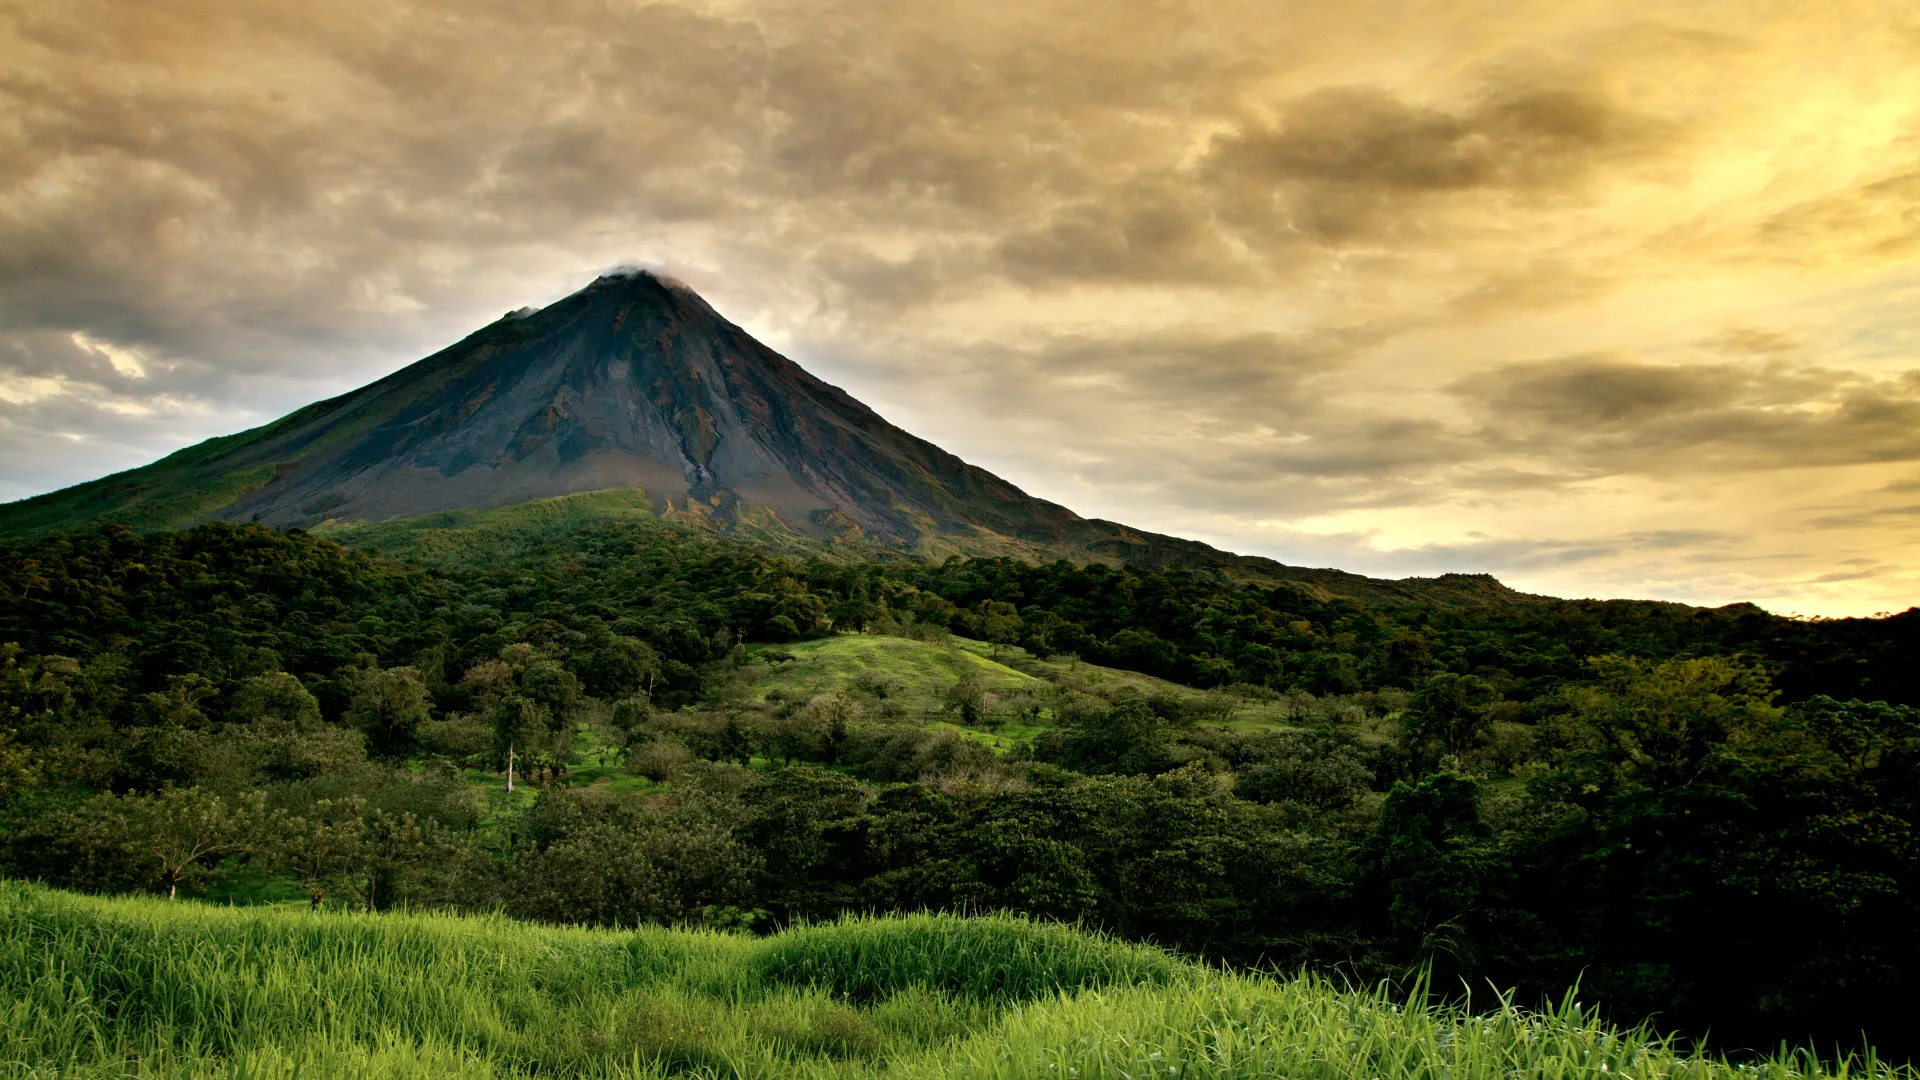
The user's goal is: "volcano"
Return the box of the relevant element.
[0,270,1536,606]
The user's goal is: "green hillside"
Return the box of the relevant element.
[743,635,1299,735]
[0,436,281,538]
[1,881,1878,1080]
[747,636,1042,711]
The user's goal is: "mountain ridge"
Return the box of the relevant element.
[2,271,1548,608]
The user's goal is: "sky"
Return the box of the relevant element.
[2,0,1918,616]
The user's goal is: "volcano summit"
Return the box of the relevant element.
[1,271,1532,606]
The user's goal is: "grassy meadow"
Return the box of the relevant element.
[740,634,1302,736]
[746,636,1046,711]
[2,881,1900,1080]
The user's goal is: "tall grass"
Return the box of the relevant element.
[755,913,1184,1004]
[0,882,1902,1080]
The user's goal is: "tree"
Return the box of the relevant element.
[197,672,363,787]
[1301,652,1361,696]
[342,666,431,758]
[945,666,989,726]
[141,674,218,729]
[827,596,879,634]
[1375,773,1491,968]
[416,712,493,763]
[487,694,554,778]
[1504,678,1917,1049]
[577,636,658,698]
[1035,698,1172,776]
[761,694,849,766]
[348,808,448,912]
[979,601,1022,658]
[67,787,266,900]
[738,767,872,918]
[715,714,754,766]
[461,659,515,702]
[227,672,322,727]
[507,818,760,929]
[1232,733,1373,809]
[610,696,650,735]
[265,796,368,908]
[0,646,82,740]
[1016,610,1069,658]
[518,656,583,717]
[1403,672,1498,765]
[1584,655,1779,790]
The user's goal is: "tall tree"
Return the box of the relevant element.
[343,667,431,758]
[67,787,266,900]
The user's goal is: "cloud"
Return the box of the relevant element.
[1485,355,1723,425]
[1453,356,1920,474]
[1213,83,1659,193]
[1805,504,1920,529]
[1447,262,1619,317]
[994,179,1248,287]
[1700,327,1800,356]
[0,330,259,500]
[70,333,148,379]
[1202,79,1674,245]
[1756,165,1920,266]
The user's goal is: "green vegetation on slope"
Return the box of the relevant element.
[315,488,668,556]
[4,881,1896,1080]
[739,634,1293,740]
[745,637,1043,711]
[0,456,280,538]
[2,518,1917,1057]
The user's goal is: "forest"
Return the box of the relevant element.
[2,513,1915,1058]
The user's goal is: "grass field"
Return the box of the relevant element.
[745,634,1301,734]
[2,881,1897,1080]
[747,637,1041,710]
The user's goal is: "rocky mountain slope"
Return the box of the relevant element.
[0,271,1541,607]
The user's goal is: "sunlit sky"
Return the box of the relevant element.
[3,0,1918,615]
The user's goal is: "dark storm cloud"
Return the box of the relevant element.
[1213,84,1650,192]
[1472,355,1726,426]
[1214,417,1475,482]
[1455,356,1920,472]
[825,322,1389,415]
[0,330,261,499]
[1202,81,1671,244]
[981,74,1681,287]
[0,0,781,382]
